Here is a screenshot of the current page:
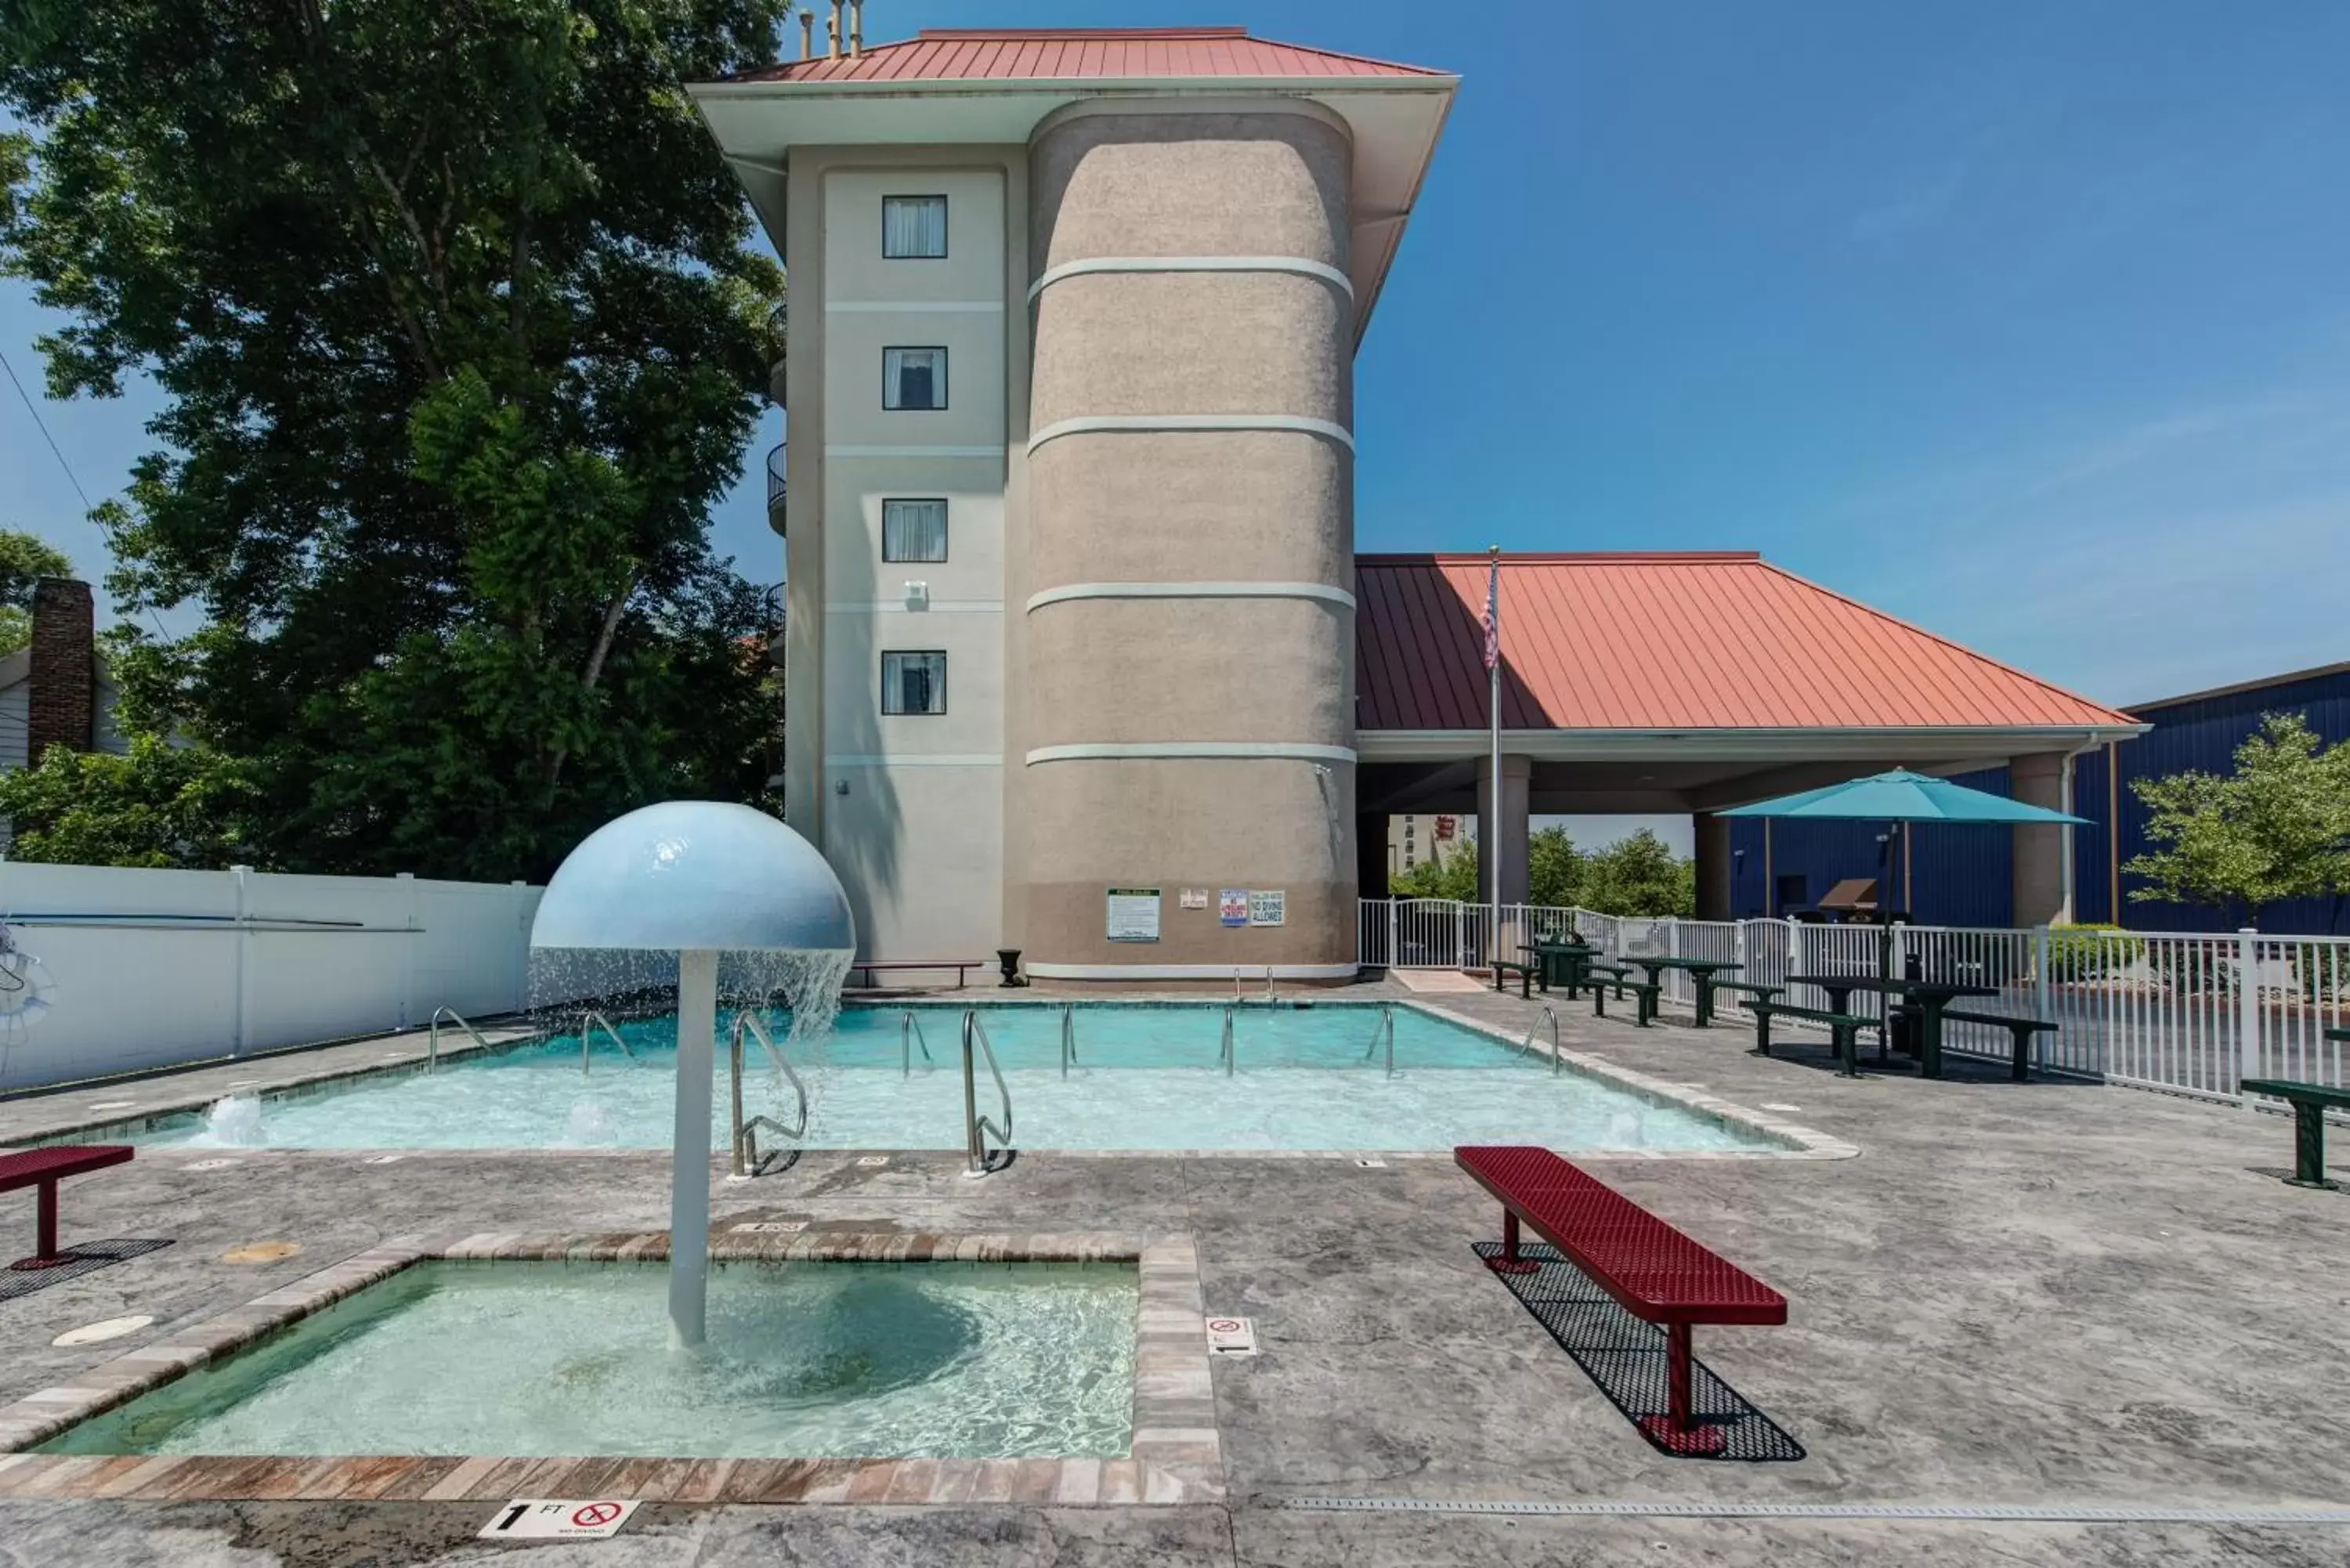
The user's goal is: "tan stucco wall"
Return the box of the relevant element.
[1018,107,1359,974]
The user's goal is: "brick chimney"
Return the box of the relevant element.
[26,577,96,761]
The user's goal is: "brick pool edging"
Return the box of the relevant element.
[0,1229,1222,1507]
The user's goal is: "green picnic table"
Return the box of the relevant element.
[1618,956,1744,1027]
[1788,973,1998,1079]
[2240,1026,2350,1190]
[1522,941,1597,995]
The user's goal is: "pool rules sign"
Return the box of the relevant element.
[479,1500,640,1539]
[1105,887,1161,942]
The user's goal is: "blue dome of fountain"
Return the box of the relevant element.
[530,801,855,953]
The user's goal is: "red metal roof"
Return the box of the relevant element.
[725,27,1449,85]
[1355,553,2133,732]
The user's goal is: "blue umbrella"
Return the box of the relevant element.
[1716,769,2088,826]
[1719,770,2088,1050]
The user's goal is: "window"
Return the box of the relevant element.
[883,499,949,562]
[882,652,947,716]
[882,195,948,258]
[884,347,946,410]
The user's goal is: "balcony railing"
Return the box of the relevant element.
[765,443,786,510]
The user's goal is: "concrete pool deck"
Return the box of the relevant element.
[0,981,2345,1564]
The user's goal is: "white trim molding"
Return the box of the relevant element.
[824,299,1007,313]
[1029,255,1354,302]
[1025,581,1355,613]
[1025,742,1357,766]
[823,444,1005,460]
[1027,414,1354,455]
[1021,960,1362,981]
[830,754,1003,768]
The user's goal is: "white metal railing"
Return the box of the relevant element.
[1357,898,2350,1104]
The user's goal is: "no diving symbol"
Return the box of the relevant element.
[477,1498,639,1540]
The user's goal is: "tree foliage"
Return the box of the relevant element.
[0,527,72,654]
[0,0,790,875]
[2123,711,2350,925]
[1385,822,1697,917]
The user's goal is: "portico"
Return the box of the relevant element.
[1354,553,2143,925]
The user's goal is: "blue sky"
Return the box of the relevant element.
[5,1,2346,703]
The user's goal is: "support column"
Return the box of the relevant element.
[1694,812,1733,922]
[1358,813,1391,898]
[2011,752,2072,927]
[1477,754,1532,908]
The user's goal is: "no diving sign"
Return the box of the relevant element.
[479,1499,640,1540]
[1206,1316,1259,1357]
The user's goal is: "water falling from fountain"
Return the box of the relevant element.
[202,1093,267,1147]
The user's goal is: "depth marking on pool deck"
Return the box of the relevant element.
[1274,1499,2350,1524]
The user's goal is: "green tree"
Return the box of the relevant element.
[1580,829,1697,917]
[1393,837,1480,901]
[1,0,790,876]
[1526,824,1584,907]
[0,528,73,654]
[0,734,255,867]
[2123,712,2350,927]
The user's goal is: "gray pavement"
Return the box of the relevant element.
[2,982,2347,1565]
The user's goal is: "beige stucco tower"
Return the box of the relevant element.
[692,27,1455,979]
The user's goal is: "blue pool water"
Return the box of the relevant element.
[132,1003,1781,1154]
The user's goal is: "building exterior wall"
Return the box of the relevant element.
[785,150,1029,962]
[2074,665,2350,934]
[1015,103,1361,977]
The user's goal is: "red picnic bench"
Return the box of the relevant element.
[846,959,987,989]
[3,1145,134,1271]
[1455,1144,1787,1454]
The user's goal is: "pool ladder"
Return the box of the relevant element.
[1520,1006,1564,1074]
[961,1010,1014,1176]
[1060,1003,1079,1078]
[729,1011,808,1178]
[577,1010,634,1075]
[425,1006,490,1074]
[1233,966,1276,1003]
[902,1010,935,1077]
[1360,1004,1396,1078]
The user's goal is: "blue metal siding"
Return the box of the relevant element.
[1735,664,2350,935]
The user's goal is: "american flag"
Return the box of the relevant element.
[1482,553,1500,673]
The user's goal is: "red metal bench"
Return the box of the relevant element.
[1455,1144,1787,1453]
[3,1145,134,1271]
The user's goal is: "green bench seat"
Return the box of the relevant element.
[1742,999,1873,1077]
[1939,1007,2059,1082]
[1491,959,1538,999]
[1585,963,1660,1028]
[2242,1078,2350,1190]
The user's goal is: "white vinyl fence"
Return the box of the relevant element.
[0,862,541,1093]
[1359,899,2350,1105]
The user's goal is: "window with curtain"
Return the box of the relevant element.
[882,195,948,258]
[883,499,949,562]
[881,652,947,716]
[883,347,946,410]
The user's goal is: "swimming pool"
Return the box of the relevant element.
[125,1003,1788,1155]
[40,1259,1136,1459]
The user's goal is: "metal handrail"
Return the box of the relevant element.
[731,1011,808,1178]
[961,1010,1013,1175]
[765,443,787,508]
[1520,1006,1564,1075]
[902,1009,935,1078]
[1265,966,1277,1003]
[426,1006,488,1075]
[1361,1004,1396,1077]
[1220,1006,1236,1077]
[577,1010,633,1075]
[1060,1003,1079,1078]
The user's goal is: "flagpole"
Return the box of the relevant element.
[1486,544,1502,963]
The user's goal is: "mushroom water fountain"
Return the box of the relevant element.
[530,801,854,1347]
